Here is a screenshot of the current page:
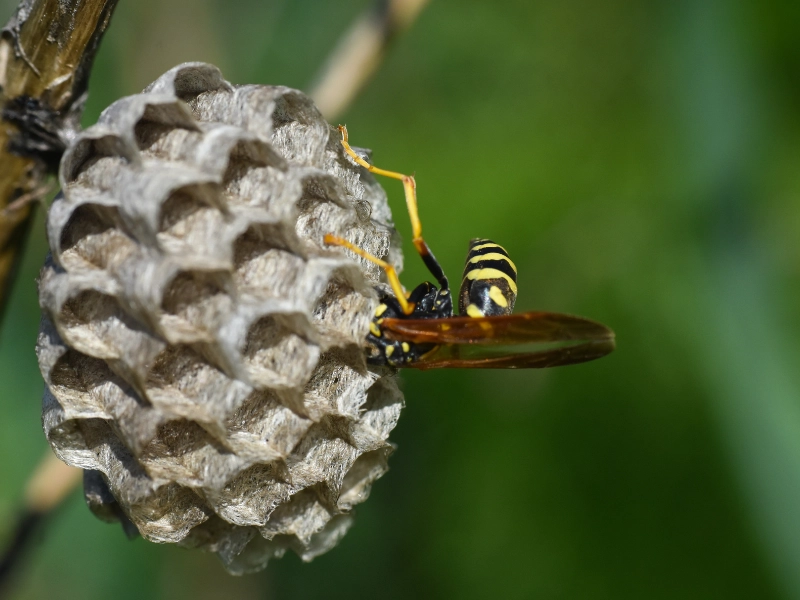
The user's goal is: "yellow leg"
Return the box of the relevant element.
[324,234,414,315]
[338,125,441,277]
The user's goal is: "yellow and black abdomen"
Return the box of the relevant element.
[458,238,518,317]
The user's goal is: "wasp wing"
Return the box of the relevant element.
[380,311,615,370]
[380,311,614,346]
[406,338,615,370]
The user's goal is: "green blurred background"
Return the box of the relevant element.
[2,0,800,598]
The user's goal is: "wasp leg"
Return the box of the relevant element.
[338,125,449,293]
[323,233,414,315]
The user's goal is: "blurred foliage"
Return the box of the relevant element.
[2,0,800,598]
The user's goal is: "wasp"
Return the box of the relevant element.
[325,126,615,370]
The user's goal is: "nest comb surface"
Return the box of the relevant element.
[36,63,405,574]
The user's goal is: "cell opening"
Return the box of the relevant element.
[223,160,286,212]
[338,447,392,510]
[59,203,135,270]
[311,274,373,347]
[63,137,133,184]
[140,418,229,461]
[58,290,151,359]
[242,315,319,388]
[158,183,222,235]
[232,228,304,299]
[159,270,232,337]
[49,349,115,394]
[270,93,327,165]
[60,290,140,333]
[298,173,348,210]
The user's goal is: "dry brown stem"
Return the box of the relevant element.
[0,1,117,592]
[23,451,82,513]
[0,0,119,318]
[310,0,431,120]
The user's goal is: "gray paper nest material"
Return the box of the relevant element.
[36,63,405,574]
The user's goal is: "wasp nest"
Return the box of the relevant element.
[36,63,405,574]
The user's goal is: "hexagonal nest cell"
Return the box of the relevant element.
[37,63,405,574]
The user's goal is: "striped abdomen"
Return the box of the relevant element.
[458,238,517,317]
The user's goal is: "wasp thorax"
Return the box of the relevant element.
[36,63,405,574]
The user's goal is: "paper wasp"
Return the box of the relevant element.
[325,126,615,370]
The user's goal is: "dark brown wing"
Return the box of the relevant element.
[381,311,614,346]
[380,311,615,370]
[407,339,615,370]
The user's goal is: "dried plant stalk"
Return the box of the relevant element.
[0,0,119,317]
[36,63,404,574]
[310,0,431,119]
